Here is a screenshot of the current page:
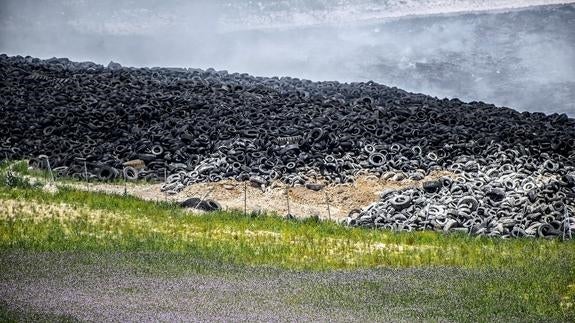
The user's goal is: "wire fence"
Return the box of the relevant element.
[4,160,574,234]
[4,160,337,220]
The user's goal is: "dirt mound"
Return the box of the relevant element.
[66,171,451,219]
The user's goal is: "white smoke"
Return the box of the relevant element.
[0,0,574,115]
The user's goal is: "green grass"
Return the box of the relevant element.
[0,301,78,323]
[2,250,573,322]
[0,161,574,321]
[0,160,39,190]
[2,183,573,270]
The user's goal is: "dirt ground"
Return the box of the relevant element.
[64,171,452,220]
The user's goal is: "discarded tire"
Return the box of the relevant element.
[181,198,222,211]
[1,54,574,238]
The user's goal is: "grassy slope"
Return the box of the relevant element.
[0,161,574,321]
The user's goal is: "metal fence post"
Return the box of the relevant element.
[84,161,89,190]
[40,156,55,183]
[285,186,291,216]
[195,187,215,210]
[123,167,127,196]
[244,182,247,216]
[324,190,331,221]
[164,168,168,202]
[564,209,573,240]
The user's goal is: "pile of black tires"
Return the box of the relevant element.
[1,54,573,238]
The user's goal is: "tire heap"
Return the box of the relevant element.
[1,54,574,238]
[349,158,575,238]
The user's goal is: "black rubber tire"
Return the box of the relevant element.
[122,166,139,181]
[96,166,118,181]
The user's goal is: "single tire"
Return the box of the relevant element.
[123,166,139,181]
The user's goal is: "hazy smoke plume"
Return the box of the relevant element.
[1,0,574,115]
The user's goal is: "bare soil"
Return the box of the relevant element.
[63,171,452,219]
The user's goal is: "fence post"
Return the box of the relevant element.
[564,209,572,241]
[123,167,127,196]
[324,190,331,221]
[195,187,215,210]
[84,161,89,190]
[244,181,247,216]
[285,186,291,216]
[48,159,54,183]
[164,168,168,202]
[40,156,55,184]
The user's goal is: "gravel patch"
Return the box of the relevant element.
[0,251,487,322]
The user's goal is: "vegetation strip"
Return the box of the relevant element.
[0,163,574,320]
[1,185,573,269]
